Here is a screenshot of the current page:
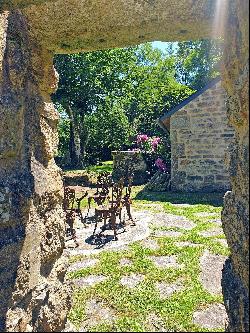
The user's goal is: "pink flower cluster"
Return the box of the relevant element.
[151,137,161,150]
[136,134,149,144]
[155,158,167,172]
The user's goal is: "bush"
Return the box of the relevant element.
[132,133,171,177]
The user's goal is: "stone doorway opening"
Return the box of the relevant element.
[0,1,248,332]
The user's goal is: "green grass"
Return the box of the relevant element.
[86,161,113,174]
[63,161,113,187]
[67,186,229,332]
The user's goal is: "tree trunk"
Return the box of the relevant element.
[67,105,82,168]
[79,118,89,167]
[69,122,78,167]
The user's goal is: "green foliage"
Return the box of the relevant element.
[57,117,70,158]
[174,39,223,90]
[123,45,194,136]
[53,40,222,168]
[86,102,131,162]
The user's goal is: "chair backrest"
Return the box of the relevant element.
[111,177,124,207]
[96,172,111,196]
[63,187,75,211]
[75,191,88,210]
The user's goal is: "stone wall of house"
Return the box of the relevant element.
[170,80,235,192]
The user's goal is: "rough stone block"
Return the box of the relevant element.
[172,143,185,157]
[112,151,148,185]
[216,175,229,181]
[187,175,203,182]
[171,171,186,191]
[171,115,190,128]
[204,175,215,183]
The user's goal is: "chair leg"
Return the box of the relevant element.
[110,212,118,241]
[87,197,92,213]
[92,210,99,237]
[126,203,135,225]
[78,209,87,228]
[103,213,108,230]
[72,229,79,247]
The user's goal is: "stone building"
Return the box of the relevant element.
[158,77,235,192]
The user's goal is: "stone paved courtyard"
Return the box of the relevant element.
[63,190,229,332]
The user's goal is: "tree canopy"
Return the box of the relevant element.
[53,39,222,168]
[173,39,223,90]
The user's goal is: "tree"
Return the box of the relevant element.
[53,41,222,169]
[86,101,131,163]
[53,48,138,167]
[174,39,223,90]
[119,43,194,137]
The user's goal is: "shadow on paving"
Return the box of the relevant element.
[135,189,225,207]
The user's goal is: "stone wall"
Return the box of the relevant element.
[220,1,249,331]
[0,11,71,332]
[112,151,148,185]
[170,80,235,192]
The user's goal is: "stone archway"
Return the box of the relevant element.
[0,1,248,331]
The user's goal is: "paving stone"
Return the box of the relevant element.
[151,213,195,230]
[154,230,182,238]
[120,273,144,288]
[216,238,228,247]
[155,279,184,299]
[145,312,168,332]
[119,258,132,266]
[199,227,224,238]
[73,275,107,288]
[65,210,151,256]
[208,218,222,225]
[193,303,228,329]
[79,298,116,331]
[68,258,99,272]
[199,250,227,294]
[141,238,160,250]
[148,255,184,269]
[65,239,78,248]
[175,241,201,248]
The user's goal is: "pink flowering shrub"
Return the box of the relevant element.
[151,137,161,150]
[133,133,170,175]
[136,134,149,144]
[155,158,167,172]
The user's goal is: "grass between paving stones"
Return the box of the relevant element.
[67,187,229,332]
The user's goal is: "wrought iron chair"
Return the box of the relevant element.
[63,187,78,246]
[75,191,89,226]
[122,175,135,226]
[86,172,111,213]
[63,187,89,246]
[92,177,124,241]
